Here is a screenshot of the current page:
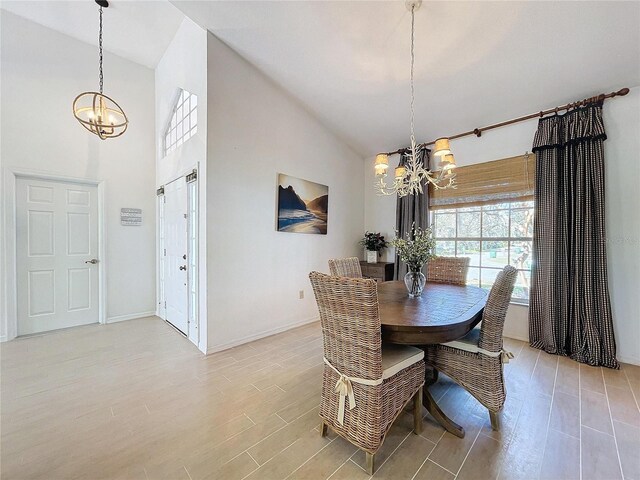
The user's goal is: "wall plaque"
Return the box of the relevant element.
[121,208,142,226]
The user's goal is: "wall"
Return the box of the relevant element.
[0,11,157,339]
[155,17,208,353]
[364,86,640,364]
[206,33,365,352]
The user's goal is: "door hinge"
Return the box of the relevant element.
[163,248,166,256]
[164,301,166,308]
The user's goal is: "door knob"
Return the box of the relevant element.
[85,259,99,264]
[179,265,187,271]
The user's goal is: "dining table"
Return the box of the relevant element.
[378,280,488,438]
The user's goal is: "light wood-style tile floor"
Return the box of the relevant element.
[2,317,639,480]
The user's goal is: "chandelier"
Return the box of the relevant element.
[374,1,456,197]
[73,0,128,140]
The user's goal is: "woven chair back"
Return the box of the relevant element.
[479,265,518,352]
[309,271,383,380]
[328,257,363,278]
[426,256,470,285]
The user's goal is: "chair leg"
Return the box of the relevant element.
[413,388,423,435]
[365,452,375,475]
[320,421,328,437]
[489,411,500,431]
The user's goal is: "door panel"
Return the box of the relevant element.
[17,178,99,335]
[163,180,188,335]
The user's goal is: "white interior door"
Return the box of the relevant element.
[163,179,188,335]
[16,178,99,335]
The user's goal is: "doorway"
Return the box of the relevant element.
[157,172,198,344]
[16,177,100,335]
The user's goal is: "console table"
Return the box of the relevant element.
[359,261,394,282]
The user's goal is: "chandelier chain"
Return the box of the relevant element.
[409,4,416,155]
[99,6,104,94]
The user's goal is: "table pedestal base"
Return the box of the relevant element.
[423,366,465,438]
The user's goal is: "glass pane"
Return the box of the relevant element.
[457,206,479,213]
[481,241,508,267]
[480,268,501,290]
[191,94,198,109]
[177,105,183,123]
[482,210,509,237]
[434,213,456,238]
[510,208,534,238]
[176,137,183,147]
[512,270,531,300]
[511,200,534,209]
[171,114,176,129]
[180,90,186,102]
[483,203,510,211]
[466,267,480,287]
[510,240,533,270]
[170,128,176,144]
[457,241,480,266]
[190,110,197,128]
[457,211,481,237]
[435,240,455,256]
[191,125,197,136]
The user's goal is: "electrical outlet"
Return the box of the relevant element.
[299,290,304,299]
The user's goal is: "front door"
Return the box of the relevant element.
[16,178,99,335]
[163,179,188,335]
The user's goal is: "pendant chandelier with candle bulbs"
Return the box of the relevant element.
[374,1,456,197]
[72,0,128,140]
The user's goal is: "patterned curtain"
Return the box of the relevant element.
[394,148,430,280]
[529,103,618,368]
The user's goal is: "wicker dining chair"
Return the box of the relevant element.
[424,265,518,430]
[328,257,362,278]
[426,256,471,285]
[309,271,425,474]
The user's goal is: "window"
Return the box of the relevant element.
[163,89,197,157]
[430,200,534,303]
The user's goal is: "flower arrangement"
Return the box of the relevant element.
[390,224,436,272]
[360,232,388,252]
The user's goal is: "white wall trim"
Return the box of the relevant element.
[617,356,640,366]
[504,334,530,343]
[1,168,107,341]
[206,316,320,355]
[107,311,157,324]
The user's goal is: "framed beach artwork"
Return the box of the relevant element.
[277,174,328,235]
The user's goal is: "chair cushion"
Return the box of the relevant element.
[442,325,481,352]
[381,344,424,380]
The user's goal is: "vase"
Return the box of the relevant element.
[404,267,426,298]
[366,250,378,264]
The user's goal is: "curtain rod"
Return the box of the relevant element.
[383,87,630,156]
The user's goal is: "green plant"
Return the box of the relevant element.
[391,224,436,271]
[360,232,388,252]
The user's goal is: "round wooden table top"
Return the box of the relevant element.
[378,281,488,345]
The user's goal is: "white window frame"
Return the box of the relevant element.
[163,89,198,157]
[430,201,534,305]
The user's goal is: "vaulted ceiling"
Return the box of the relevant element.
[0,0,184,69]
[3,1,639,158]
[173,0,640,157]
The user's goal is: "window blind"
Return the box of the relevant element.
[429,154,535,210]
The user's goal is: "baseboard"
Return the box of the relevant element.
[0,335,7,343]
[106,311,156,324]
[504,333,529,343]
[617,355,640,366]
[206,316,319,355]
